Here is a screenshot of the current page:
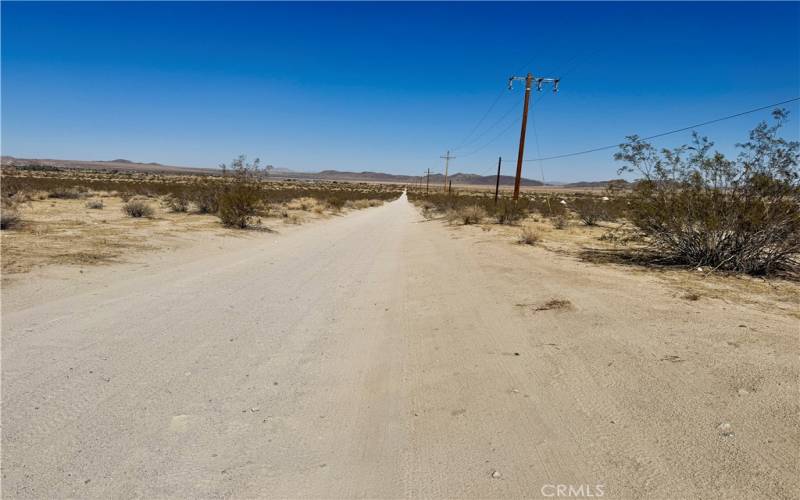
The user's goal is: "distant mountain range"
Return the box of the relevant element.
[1,156,624,187]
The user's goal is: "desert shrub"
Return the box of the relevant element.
[122,199,154,218]
[284,213,303,225]
[551,215,568,230]
[163,193,189,212]
[1,209,20,230]
[572,197,606,225]
[48,187,85,199]
[1,194,21,229]
[518,225,540,245]
[191,182,221,214]
[216,155,264,228]
[615,109,799,276]
[326,197,345,212]
[85,199,104,209]
[493,199,527,225]
[455,205,487,225]
[218,185,262,228]
[346,199,371,210]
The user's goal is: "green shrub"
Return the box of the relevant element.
[493,199,527,225]
[615,109,799,275]
[217,184,262,228]
[216,155,265,228]
[571,197,606,225]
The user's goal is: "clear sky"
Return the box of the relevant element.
[2,1,798,182]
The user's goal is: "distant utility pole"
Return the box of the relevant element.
[440,150,455,191]
[508,73,559,200]
[426,168,430,194]
[494,156,502,205]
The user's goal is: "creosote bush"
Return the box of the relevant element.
[572,197,607,225]
[615,109,799,276]
[217,155,264,228]
[494,199,527,225]
[122,199,154,218]
[85,199,104,209]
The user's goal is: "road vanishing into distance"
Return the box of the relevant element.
[2,194,797,499]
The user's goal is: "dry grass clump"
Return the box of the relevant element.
[448,205,487,225]
[1,208,21,230]
[284,213,304,225]
[85,199,104,209]
[345,199,372,210]
[535,298,572,311]
[518,225,540,245]
[163,193,189,212]
[551,215,568,230]
[121,199,155,218]
[326,197,345,212]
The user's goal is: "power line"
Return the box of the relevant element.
[459,115,521,159]
[451,88,507,151]
[459,92,555,161]
[523,97,800,163]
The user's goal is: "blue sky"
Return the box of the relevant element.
[2,2,798,182]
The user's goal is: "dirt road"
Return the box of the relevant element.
[2,194,797,499]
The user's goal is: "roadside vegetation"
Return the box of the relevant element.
[0,156,402,274]
[2,155,401,229]
[409,111,799,279]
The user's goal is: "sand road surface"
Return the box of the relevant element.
[2,193,797,499]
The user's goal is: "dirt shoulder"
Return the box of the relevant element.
[1,196,797,499]
[1,194,366,283]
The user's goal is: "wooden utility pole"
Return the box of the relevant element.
[494,156,502,205]
[426,168,430,194]
[508,73,559,200]
[440,150,455,191]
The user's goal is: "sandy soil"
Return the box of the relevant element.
[1,194,797,498]
[1,195,336,279]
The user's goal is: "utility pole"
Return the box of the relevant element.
[508,73,559,200]
[494,156,502,205]
[426,168,430,194]
[448,179,452,194]
[440,150,455,191]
